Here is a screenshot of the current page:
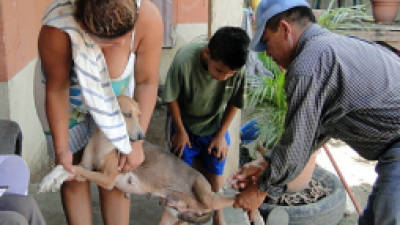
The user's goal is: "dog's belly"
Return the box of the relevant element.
[115,173,150,195]
[115,172,168,198]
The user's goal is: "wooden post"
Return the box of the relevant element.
[323,144,362,215]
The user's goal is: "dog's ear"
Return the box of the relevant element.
[130,100,141,116]
[117,96,141,116]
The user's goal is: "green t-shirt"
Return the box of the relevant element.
[162,42,246,136]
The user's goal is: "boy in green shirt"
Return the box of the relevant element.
[162,27,250,225]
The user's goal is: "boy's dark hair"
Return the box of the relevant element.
[208,27,250,70]
[74,0,138,39]
[267,6,316,32]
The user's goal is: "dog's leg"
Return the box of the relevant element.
[79,130,97,171]
[73,150,120,190]
[73,131,98,182]
[252,210,265,225]
[164,190,201,211]
[192,178,235,210]
[157,208,184,225]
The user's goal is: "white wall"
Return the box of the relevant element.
[3,59,50,182]
[159,23,208,86]
[210,0,243,34]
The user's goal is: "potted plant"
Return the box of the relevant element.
[246,53,317,192]
[370,0,400,23]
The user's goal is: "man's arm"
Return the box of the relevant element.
[233,70,326,218]
[256,73,322,198]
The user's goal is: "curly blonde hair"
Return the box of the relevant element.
[74,0,138,38]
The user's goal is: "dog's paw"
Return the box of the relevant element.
[38,165,72,193]
[75,175,87,182]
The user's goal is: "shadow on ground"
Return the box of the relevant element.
[338,183,372,225]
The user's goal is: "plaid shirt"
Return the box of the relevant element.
[259,24,400,198]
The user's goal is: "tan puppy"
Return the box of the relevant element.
[39,96,236,224]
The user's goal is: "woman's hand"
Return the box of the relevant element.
[208,133,228,161]
[118,141,145,173]
[171,128,191,158]
[55,149,75,180]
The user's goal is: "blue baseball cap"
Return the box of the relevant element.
[251,0,310,52]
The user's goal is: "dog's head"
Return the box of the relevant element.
[117,96,145,142]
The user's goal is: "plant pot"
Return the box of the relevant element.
[250,0,261,12]
[259,167,346,225]
[371,0,400,24]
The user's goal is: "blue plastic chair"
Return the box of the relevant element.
[240,119,260,145]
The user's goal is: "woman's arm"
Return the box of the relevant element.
[134,0,163,133]
[119,0,163,172]
[38,25,74,173]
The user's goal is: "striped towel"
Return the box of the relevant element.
[42,0,132,154]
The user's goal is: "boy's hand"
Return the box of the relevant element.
[171,129,191,158]
[208,134,228,161]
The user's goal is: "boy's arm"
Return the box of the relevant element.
[168,101,185,133]
[215,105,239,138]
[209,68,246,159]
[208,105,239,160]
[168,100,191,158]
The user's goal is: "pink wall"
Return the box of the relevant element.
[0,3,6,82]
[0,0,208,82]
[0,0,51,82]
[174,0,208,24]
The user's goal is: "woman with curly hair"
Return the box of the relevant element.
[34,0,163,224]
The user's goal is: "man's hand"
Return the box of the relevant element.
[55,149,75,180]
[233,182,268,221]
[118,141,145,173]
[229,158,268,190]
[207,133,228,161]
[171,128,191,158]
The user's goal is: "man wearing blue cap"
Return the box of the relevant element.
[231,0,400,225]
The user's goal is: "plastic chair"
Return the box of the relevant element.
[0,155,30,196]
[0,120,22,155]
